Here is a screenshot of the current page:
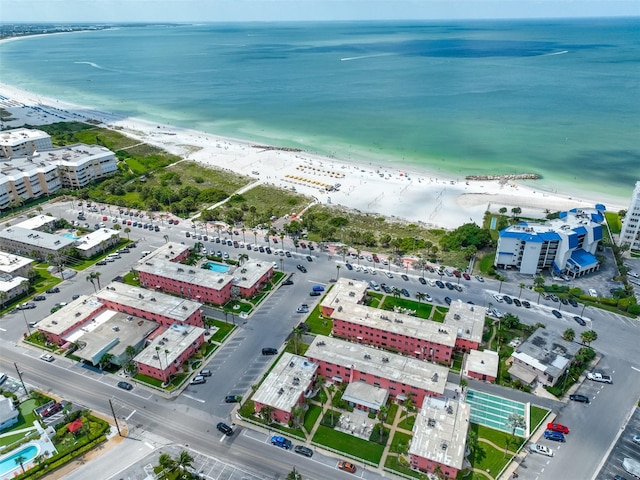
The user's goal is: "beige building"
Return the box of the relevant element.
[0,128,52,157]
[0,251,34,278]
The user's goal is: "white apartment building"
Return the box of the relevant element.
[0,143,117,210]
[0,128,53,157]
[620,181,640,252]
[494,208,604,277]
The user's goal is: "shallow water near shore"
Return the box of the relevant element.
[1,18,638,205]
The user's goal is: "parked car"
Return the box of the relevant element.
[444,296,452,305]
[632,435,640,445]
[401,288,410,297]
[547,423,569,434]
[46,287,60,294]
[568,298,579,307]
[306,255,313,262]
[312,285,325,292]
[282,279,294,285]
[401,274,409,281]
[502,295,513,305]
[309,291,321,297]
[569,394,590,403]
[544,430,566,442]
[41,402,63,417]
[294,445,313,457]
[262,347,278,355]
[297,264,307,273]
[338,461,357,473]
[271,435,293,449]
[418,277,426,285]
[475,275,484,282]
[513,298,521,307]
[225,395,241,403]
[573,316,586,326]
[117,381,133,390]
[435,280,445,289]
[385,271,394,279]
[462,272,471,280]
[528,443,554,457]
[40,354,54,362]
[190,375,206,385]
[551,309,562,319]
[96,260,107,266]
[18,302,36,310]
[34,295,46,301]
[297,306,310,313]
[200,369,212,377]
[216,422,233,436]
[522,300,531,308]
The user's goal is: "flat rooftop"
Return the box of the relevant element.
[409,398,471,471]
[464,350,499,378]
[0,252,33,274]
[38,295,104,335]
[39,144,115,166]
[443,300,486,345]
[252,353,318,413]
[331,301,457,348]
[306,336,448,396]
[512,328,580,378]
[0,274,28,293]
[134,324,205,367]
[233,259,272,289]
[12,215,57,231]
[0,128,50,147]
[0,226,75,251]
[320,278,369,309]
[142,242,189,263]
[71,310,157,364]
[74,228,119,252]
[136,258,233,291]
[97,282,202,322]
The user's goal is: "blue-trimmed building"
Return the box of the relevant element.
[620,181,640,252]
[494,208,604,277]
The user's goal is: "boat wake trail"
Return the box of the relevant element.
[340,53,393,62]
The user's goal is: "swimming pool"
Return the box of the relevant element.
[0,443,39,477]
[61,233,80,240]
[206,262,229,273]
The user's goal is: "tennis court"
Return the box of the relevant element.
[466,389,528,437]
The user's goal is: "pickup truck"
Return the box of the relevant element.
[587,372,613,384]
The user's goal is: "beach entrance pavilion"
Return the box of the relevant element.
[465,389,528,437]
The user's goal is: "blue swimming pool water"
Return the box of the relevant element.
[0,444,38,476]
[206,262,229,273]
[61,233,80,240]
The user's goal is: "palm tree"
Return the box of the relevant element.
[377,404,388,436]
[518,282,525,298]
[93,271,101,289]
[391,287,401,299]
[580,329,598,346]
[497,274,506,294]
[415,291,426,304]
[124,227,131,240]
[175,450,194,476]
[336,264,341,279]
[504,413,526,457]
[163,234,169,243]
[14,455,26,474]
[291,326,303,355]
[157,453,176,478]
[86,274,97,292]
[337,245,349,262]
[562,328,575,342]
[238,253,249,265]
[253,230,258,245]
[99,352,114,370]
[260,405,274,424]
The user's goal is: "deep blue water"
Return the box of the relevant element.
[1,18,638,203]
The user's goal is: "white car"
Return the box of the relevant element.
[385,271,393,279]
[632,434,640,445]
[40,354,54,362]
[528,443,553,457]
[492,294,504,302]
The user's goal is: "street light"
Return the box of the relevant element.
[21,308,31,336]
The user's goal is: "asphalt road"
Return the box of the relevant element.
[1,199,640,480]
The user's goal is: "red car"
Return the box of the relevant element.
[462,272,471,280]
[547,422,569,434]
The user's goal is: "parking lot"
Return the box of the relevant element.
[596,407,640,480]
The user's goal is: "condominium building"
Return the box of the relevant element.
[443,301,485,353]
[494,208,604,276]
[0,273,30,304]
[252,353,318,424]
[305,336,448,409]
[0,251,34,278]
[0,226,76,259]
[620,181,640,251]
[409,398,471,479]
[73,228,120,258]
[0,128,52,157]
[43,144,118,189]
[0,157,60,210]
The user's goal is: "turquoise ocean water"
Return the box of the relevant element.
[1,19,638,204]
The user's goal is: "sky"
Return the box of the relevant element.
[1,0,638,23]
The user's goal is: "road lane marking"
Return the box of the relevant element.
[125,409,137,421]
[182,394,205,403]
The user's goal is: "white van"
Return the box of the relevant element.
[588,288,598,297]
[141,250,151,257]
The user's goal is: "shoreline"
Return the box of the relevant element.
[0,81,624,229]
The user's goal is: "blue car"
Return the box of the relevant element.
[544,430,566,443]
[270,435,292,449]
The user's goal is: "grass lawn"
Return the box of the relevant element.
[313,425,385,465]
[384,455,428,479]
[73,127,140,150]
[451,351,464,373]
[380,296,433,320]
[604,212,622,234]
[472,424,525,451]
[397,413,416,431]
[389,431,412,454]
[469,441,512,479]
[432,306,448,323]
[530,405,550,431]
[208,319,235,342]
[387,403,399,424]
[304,404,323,433]
[305,305,333,336]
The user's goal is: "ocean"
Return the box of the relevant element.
[1,18,638,205]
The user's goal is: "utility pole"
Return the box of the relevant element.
[108,399,123,437]
[14,363,28,396]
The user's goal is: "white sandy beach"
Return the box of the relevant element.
[0,81,622,229]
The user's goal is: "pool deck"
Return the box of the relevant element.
[0,425,57,480]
